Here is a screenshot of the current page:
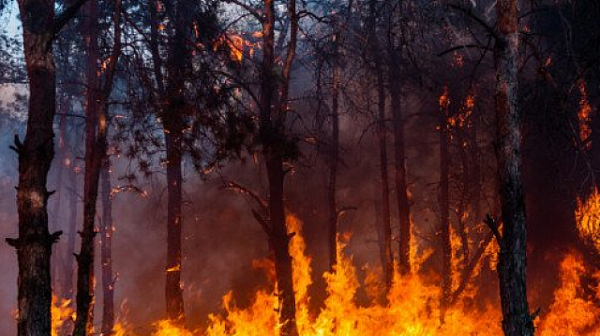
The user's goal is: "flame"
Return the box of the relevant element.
[93,212,600,336]
[214,32,262,63]
[51,295,74,336]
[578,79,593,150]
[537,253,600,335]
[575,188,600,253]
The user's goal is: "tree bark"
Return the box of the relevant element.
[439,86,452,311]
[493,1,535,335]
[100,161,115,335]
[63,158,78,302]
[73,2,102,334]
[384,0,412,276]
[7,1,62,334]
[258,0,299,334]
[162,0,192,322]
[388,60,411,275]
[368,0,394,290]
[327,26,341,272]
[51,97,69,295]
[74,0,121,332]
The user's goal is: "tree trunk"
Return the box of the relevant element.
[64,159,78,302]
[100,161,115,335]
[388,63,411,275]
[439,86,452,311]
[164,129,184,321]
[493,1,535,335]
[73,2,102,334]
[162,0,192,322]
[266,156,298,336]
[258,0,299,334]
[458,145,470,272]
[74,0,121,331]
[52,99,68,294]
[375,85,394,290]
[327,31,341,272]
[368,0,393,290]
[7,1,64,334]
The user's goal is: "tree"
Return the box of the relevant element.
[487,0,536,335]
[74,0,122,333]
[5,0,90,334]
[100,160,116,334]
[384,0,412,275]
[438,85,452,312]
[367,0,394,289]
[235,0,302,333]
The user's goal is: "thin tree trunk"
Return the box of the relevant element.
[388,64,411,275]
[368,0,394,290]
[493,1,535,335]
[469,103,482,223]
[64,160,78,302]
[259,0,299,334]
[375,87,393,290]
[74,0,121,332]
[327,30,341,272]
[73,2,102,334]
[458,142,470,272]
[52,100,68,294]
[8,1,59,333]
[162,0,192,322]
[384,0,412,276]
[439,86,452,311]
[164,130,184,321]
[100,161,115,335]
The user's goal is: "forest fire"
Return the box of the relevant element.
[2,0,600,336]
[47,214,600,335]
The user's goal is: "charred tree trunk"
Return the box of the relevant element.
[258,0,299,335]
[375,86,394,289]
[73,2,102,334]
[6,0,88,333]
[469,106,482,223]
[162,0,192,322]
[74,0,121,333]
[458,145,470,272]
[388,61,411,275]
[100,161,115,335]
[368,0,393,290]
[384,0,412,276]
[327,28,341,272]
[51,100,68,294]
[64,158,78,301]
[439,86,452,311]
[492,1,535,335]
[164,128,184,321]
[7,2,59,333]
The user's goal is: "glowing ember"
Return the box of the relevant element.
[578,79,593,150]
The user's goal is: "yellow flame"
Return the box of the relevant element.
[575,188,600,253]
[537,254,600,335]
[106,214,600,336]
[51,295,74,336]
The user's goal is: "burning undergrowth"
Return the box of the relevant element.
[46,210,600,336]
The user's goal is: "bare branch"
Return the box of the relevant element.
[483,213,504,249]
[224,181,268,212]
[53,0,91,39]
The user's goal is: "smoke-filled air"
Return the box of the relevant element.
[0,0,599,335]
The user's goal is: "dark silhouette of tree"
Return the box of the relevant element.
[5,0,90,334]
